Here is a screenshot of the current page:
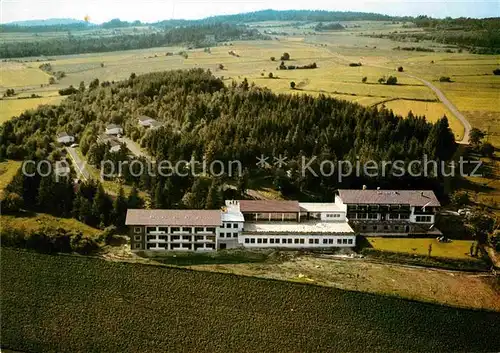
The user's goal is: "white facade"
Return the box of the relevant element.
[409,207,435,224]
[219,203,245,249]
[138,118,157,127]
[137,225,219,252]
[335,191,440,236]
[57,135,75,144]
[240,234,356,248]
[109,144,121,153]
[105,126,123,135]
[219,199,356,250]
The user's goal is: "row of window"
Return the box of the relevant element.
[360,225,410,232]
[243,238,354,245]
[223,223,240,229]
[245,213,298,221]
[325,213,342,218]
[219,232,238,238]
[139,243,215,250]
[138,226,217,234]
[347,205,411,211]
[348,213,410,220]
[140,235,215,242]
[415,215,432,222]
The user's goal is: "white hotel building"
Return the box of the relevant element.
[126,199,355,252]
[125,190,440,252]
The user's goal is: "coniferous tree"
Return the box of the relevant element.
[37,176,53,210]
[205,178,222,209]
[127,186,143,209]
[112,186,128,229]
[91,184,112,227]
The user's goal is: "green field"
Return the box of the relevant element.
[366,237,478,260]
[0,95,63,122]
[0,213,101,236]
[378,99,464,140]
[0,160,21,195]
[1,248,500,353]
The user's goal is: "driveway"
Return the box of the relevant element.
[66,147,90,181]
[117,136,151,161]
[401,73,471,144]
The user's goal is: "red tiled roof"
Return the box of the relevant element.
[238,200,300,213]
[125,209,222,226]
[338,190,440,207]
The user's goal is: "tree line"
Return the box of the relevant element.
[0,24,265,58]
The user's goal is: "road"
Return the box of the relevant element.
[117,136,151,161]
[317,45,472,144]
[66,147,90,181]
[400,73,471,144]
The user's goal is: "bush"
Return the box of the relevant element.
[280,52,290,61]
[480,142,495,157]
[268,72,274,78]
[58,85,78,96]
[493,68,500,75]
[1,192,23,213]
[378,77,386,84]
[349,62,362,67]
[450,190,470,207]
[439,76,452,82]
[386,76,398,85]
[101,225,118,245]
[270,56,275,61]
[362,77,367,83]
[1,225,101,254]
[397,66,404,72]
[290,81,296,89]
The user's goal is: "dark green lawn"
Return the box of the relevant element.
[1,248,500,353]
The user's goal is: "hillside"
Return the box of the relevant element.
[1,248,500,352]
[5,18,87,26]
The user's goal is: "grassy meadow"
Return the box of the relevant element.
[0,213,101,236]
[0,160,21,195]
[379,99,464,139]
[2,248,500,353]
[0,95,63,122]
[366,237,478,260]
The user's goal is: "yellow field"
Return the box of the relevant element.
[0,95,64,122]
[0,213,101,236]
[367,237,478,260]
[379,99,464,140]
[0,160,21,196]
[0,62,51,88]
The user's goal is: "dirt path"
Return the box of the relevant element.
[400,73,472,144]
[316,44,472,144]
[66,147,89,181]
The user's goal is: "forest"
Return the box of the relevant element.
[0,69,456,229]
[0,24,265,58]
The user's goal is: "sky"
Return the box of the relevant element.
[1,0,499,24]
